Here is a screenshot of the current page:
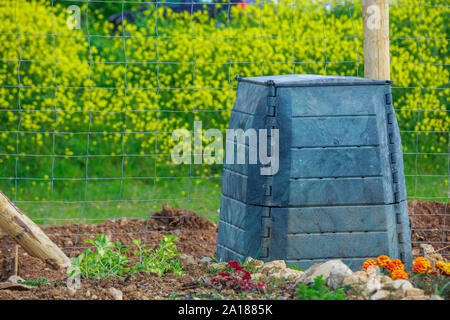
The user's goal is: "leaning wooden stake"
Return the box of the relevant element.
[363,0,390,80]
[0,192,71,270]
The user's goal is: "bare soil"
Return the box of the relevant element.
[408,200,449,255]
[0,200,448,300]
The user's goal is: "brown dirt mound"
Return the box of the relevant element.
[151,203,217,231]
[408,200,449,256]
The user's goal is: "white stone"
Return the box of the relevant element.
[199,257,212,264]
[370,290,391,300]
[109,287,123,300]
[430,295,443,300]
[67,287,77,297]
[392,279,413,292]
[328,262,353,289]
[365,276,382,294]
[300,260,352,288]
[7,275,25,284]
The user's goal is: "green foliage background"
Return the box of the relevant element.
[0,0,448,224]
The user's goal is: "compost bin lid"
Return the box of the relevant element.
[236,74,392,87]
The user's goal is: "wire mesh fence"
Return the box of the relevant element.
[0,0,448,258]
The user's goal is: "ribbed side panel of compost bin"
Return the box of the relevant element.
[216,75,413,270]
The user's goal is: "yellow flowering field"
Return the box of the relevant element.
[0,0,448,223]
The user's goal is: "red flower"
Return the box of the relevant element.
[218,272,231,278]
[256,278,265,288]
[242,270,251,281]
[228,261,245,272]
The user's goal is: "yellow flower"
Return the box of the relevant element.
[435,261,446,271]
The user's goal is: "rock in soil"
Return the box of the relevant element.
[0,276,33,291]
[199,257,213,264]
[403,288,425,297]
[364,276,382,295]
[299,260,352,288]
[260,260,287,276]
[67,287,77,297]
[109,287,123,300]
[342,271,369,286]
[179,254,198,268]
[7,275,25,284]
[370,290,391,300]
[392,279,414,292]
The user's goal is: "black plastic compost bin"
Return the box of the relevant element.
[216,74,413,270]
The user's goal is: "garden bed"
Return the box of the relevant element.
[0,200,448,300]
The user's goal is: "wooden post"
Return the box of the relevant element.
[0,192,71,270]
[363,0,390,80]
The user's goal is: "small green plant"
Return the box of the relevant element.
[131,234,184,276]
[288,264,304,272]
[18,277,63,287]
[67,234,130,279]
[296,276,347,300]
[67,234,184,279]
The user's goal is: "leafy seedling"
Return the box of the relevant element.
[296,276,347,300]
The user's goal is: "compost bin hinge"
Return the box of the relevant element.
[266,80,277,117]
[395,206,407,262]
[264,81,277,200]
[265,81,277,139]
[260,207,271,259]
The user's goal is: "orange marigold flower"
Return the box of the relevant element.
[391,269,408,280]
[412,257,432,274]
[362,259,376,270]
[387,259,405,273]
[376,255,391,269]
